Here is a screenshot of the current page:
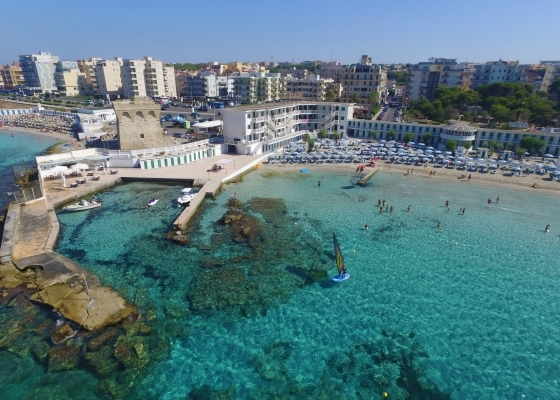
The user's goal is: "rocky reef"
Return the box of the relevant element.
[0,285,174,398]
[248,330,451,399]
[186,197,332,320]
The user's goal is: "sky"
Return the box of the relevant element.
[2,0,559,65]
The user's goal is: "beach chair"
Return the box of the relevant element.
[69,182,79,188]
[92,175,100,181]
[110,169,118,175]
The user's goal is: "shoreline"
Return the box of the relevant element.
[2,126,74,153]
[258,160,560,197]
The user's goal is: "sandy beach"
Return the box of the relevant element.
[258,158,560,196]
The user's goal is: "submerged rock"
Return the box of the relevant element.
[221,209,244,225]
[50,323,75,344]
[83,346,119,378]
[88,327,120,351]
[32,341,51,363]
[48,345,80,372]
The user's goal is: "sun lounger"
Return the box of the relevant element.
[92,175,100,181]
[110,169,118,174]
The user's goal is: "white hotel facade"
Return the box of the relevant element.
[221,101,560,157]
[222,102,354,154]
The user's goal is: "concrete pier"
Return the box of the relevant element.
[357,166,380,186]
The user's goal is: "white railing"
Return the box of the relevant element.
[97,140,210,158]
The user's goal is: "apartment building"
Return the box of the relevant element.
[222,101,354,154]
[540,61,560,92]
[340,55,387,103]
[0,67,4,87]
[19,51,59,92]
[120,57,176,99]
[95,58,123,99]
[231,72,283,104]
[319,62,345,82]
[408,58,467,101]
[283,75,334,101]
[163,65,177,98]
[54,61,82,96]
[470,60,529,88]
[77,58,101,95]
[0,62,25,89]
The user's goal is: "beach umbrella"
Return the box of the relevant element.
[71,163,90,170]
[49,165,68,174]
[409,142,415,145]
[544,154,554,158]
[511,160,519,164]
[498,160,508,164]
[418,143,425,146]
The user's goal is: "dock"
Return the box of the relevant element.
[357,165,380,186]
[0,153,268,329]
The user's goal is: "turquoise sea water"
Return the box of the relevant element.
[48,168,560,399]
[0,131,60,209]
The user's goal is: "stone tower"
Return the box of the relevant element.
[113,97,164,150]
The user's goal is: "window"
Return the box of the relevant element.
[341,117,345,121]
[140,134,144,138]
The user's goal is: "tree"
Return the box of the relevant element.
[369,130,377,139]
[464,141,472,150]
[516,147,527,158]
[332,132,340,140]
[386,130,396,140]
[352,93,360,103]
[490,104,512,123]
[325,89,337,102]
[318,129,328,139]
[445,139,458,153]
[520,136,546,154]
[306,138,315,153]
[368,91,379,105]
[388,88,396,97]
[421,132,433,144]
[403,132,414,143]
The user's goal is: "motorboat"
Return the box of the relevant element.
[63,196,102,212]
[177,188,196,206]
[147,198,159,207]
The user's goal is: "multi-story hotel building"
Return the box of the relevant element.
[408,58,468,101]
[340,55,386,103]
[470,60,529,88]
[0,62,25,90]
[95,58,123,99]
[77,57,101,95]
[19,51,59,93]
[231,72,283,104]
[283,75,334,101]
[121,57,176,99]
[222,102,354,154]
[54,61,82,96]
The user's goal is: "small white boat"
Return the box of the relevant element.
[147,198,159,207]
[181,187,193,195]
[177,194,194,206]
[63,196,102,212]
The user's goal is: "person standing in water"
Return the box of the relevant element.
[364,224,369,230]
[496,196,500,203]
[487,198,492,205]
[437,221,441,229]
[545,224,550,232]
[407,205,411,212]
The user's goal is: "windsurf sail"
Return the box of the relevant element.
[333,233,346,275]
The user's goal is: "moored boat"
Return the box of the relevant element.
[147,198,159,207]
[63,196,102,212]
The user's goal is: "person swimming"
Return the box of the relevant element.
[364,224,369,230]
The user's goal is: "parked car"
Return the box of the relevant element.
[173,133,183,138]
[190,112,200,118]
[164,115,173,121]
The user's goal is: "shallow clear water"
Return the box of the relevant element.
[0,131,59,209]
[51,168,560,399]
